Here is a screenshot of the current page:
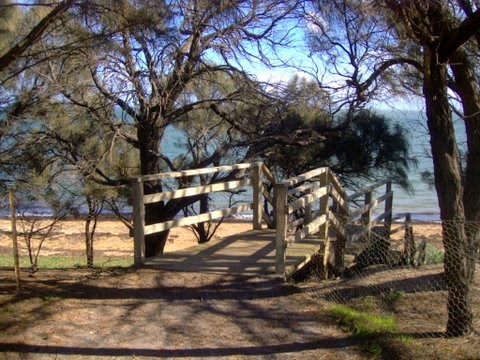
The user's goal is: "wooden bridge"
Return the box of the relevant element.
[131,163,413,279]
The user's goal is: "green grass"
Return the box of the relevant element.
[0,255,133,269]
[41,294,62,302]
[424,243,444,264]
[330,304,396,337]
[330,304,399,359]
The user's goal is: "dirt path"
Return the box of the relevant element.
[0,268,367,360]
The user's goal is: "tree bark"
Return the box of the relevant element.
[137,119,170,257]
[450,48,480,287]
[423,45,472,337]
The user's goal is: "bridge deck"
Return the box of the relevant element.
[143,229,323,278]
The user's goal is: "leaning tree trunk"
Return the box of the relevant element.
[138,120,207,256]
[423,46,473,337]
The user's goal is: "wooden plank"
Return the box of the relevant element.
[144,203,251,235]
[143,229,321,278]
[329,172,347,198]
[132,163,254,182]
[252,163,263,230]
[349,190,393,219]
[384,181,393,233]
[389,223,407,235]
[132,179,145,265]
[279,167,328,187]
[143,179,252,204]
[262,211,274,228]
[262,188,273,206]
[373,208,392,224]
[288,214,327,244]
[346,179,390,201]
[329,212,349,240]
[288,186,328,214]
[262,163,276,184]
[275,183,288,277]
[329,185,349,214]
[288,181,318,195]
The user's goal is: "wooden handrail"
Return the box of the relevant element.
[132,162,271,265]
[346,179,390,201]
[132,161,408,279]
[143,179,252,203]
[278,167,328,187]
[348,190,393,219]
[131,163,255,182]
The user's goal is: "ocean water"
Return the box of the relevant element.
[385,109,465,222]
[386,109,440,221]
[2,109,459,222]
[161,109,448,222]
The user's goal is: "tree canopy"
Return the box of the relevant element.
[4,0,480,337]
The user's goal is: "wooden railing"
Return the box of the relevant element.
[131,162,273,265]
[274,169,412,278]
[274,167,330,275]
[131,162,412,278]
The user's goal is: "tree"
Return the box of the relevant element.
[378,0,480,338]
[308,0,480,337]
[0,0,76,72]
[263,77,414,189]
[13,174,73,272]
[49,0,303,256]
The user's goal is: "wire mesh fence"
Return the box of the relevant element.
[298,219,480,340]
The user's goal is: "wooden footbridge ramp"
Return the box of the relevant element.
[131,163,413,279]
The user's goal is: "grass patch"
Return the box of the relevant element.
[0,255,133,269]
[330,304,406,359]
[424,244,444,264]
[330,304,396,337]
[41,294,62,302]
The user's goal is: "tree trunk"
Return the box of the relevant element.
[138,121,170,257]
[85,217,94,268]
[450,49,480,285]
[423,46,472,336]
[85,196,101,269]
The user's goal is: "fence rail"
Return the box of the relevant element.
[131,162,412,279]
[131,162,270,265]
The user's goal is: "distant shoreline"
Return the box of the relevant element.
[0,213,442,225]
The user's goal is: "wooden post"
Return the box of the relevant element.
[404,213,415,265]
[275,183,288,277]
[252,162,263,230]
[304,179,315,226]
[318,171,329,240]
[8,188,20,295]
[362,190,372,239]
[132,178,145,265]
[384,181,393,239]
[331,183,346,275]
[319,171,331,278]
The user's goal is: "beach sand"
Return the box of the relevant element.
[0,218,258,258]
[0,218,445,259]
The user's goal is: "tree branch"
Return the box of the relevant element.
[0,0,76,71]
[438,7,480,62]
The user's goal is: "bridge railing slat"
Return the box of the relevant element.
[132,162,412,279]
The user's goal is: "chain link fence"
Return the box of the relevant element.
[297,219,480,341]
